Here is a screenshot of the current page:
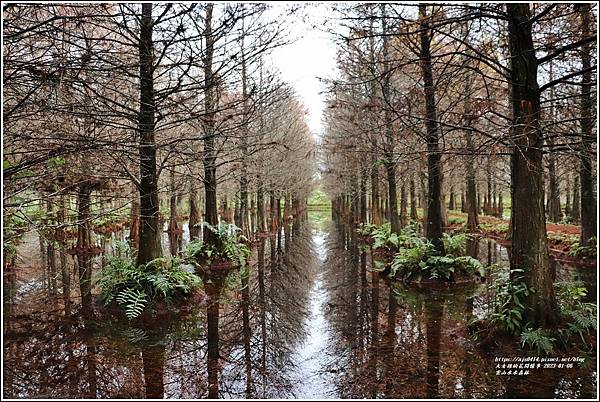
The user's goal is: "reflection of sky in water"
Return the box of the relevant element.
[292,231,338,398]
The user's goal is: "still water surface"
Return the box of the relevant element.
[3,211,597,399]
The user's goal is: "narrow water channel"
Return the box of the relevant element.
[3,210,597,399]
[291,230,337,398]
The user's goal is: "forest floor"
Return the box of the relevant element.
[89,208,591,265]
[446,211,594,266]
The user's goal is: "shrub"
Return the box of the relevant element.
[185,221,251,267]
[97,242,201,319]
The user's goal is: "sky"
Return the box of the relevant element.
[269,4,339,138]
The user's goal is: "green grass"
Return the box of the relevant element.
[308,189,330,207]
[308,207,331,229]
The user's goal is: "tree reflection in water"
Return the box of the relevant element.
[2,215,597,399]
[317,218,596,399]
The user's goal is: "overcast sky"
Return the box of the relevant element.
[269,4,339,138]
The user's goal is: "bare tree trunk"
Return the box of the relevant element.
[137,3,162,265]
[381,5,400,234]
[46,199,57,296]
[77,183,93,311]
[360,170,367,224]
[507,3,557,327]
[571,175,581,222]
[257,184,265,232]
[419,5,444,253]
[189,179,200,240]
[419,162,428,224]
[476,184,482,214]
[483,195,489,216]
[202,4,219,245]
[129,188,140,247]
[58,194,70,314]
[448,185,455,211]
[276,196,282,231]
[578,3,596,247]
[239,16,250,239]
[234,197,241,228]
[547,136,562,222]
[492,180,498,216]
[485,160,493,215]
[564,175,571,218]
[367,12,382,226]
[441,191,448,228]
[371,163,381,226]
[385,163,400,233]
[168,170,180,256]
[269,191,277,232]
[410,178,418,222]
[168,169,179,233]
[276,197,282,251]
[400,180,408,228]
[250,195,256,234]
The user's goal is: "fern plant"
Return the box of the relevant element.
[489,268,529,334]
[185,221,251,268]
[520,328,556,354]
[389,231,484,281]
[555,281,588,306]
[554,281,597,347]
[371,223,424,251]
[116,288,148,320]
[357,222,376,237]
[371,222,398,250]
[566,303,597,342]
[442,232,468,256]
[567,236,597,259]
[121,327,149,344]
[96,242,202,320]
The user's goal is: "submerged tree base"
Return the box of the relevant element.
[364,223,487,284]
[469,272,596,357]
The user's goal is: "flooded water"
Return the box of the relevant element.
[3,210,597,399]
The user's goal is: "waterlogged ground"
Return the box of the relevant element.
[3,211,597,399]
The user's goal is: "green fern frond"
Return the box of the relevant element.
[520,328,556,354]
[116,288,148,320]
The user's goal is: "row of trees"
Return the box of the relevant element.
[3,4,316,303]
[321,4,596,327]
